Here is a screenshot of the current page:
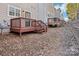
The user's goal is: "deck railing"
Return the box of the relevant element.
[34,20,47,32]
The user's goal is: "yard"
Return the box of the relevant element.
[0,27,64,56]
[0,25,79,56]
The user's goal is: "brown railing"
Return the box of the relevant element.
[34,20,47,32]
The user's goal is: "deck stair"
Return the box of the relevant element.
[34,20,47,33]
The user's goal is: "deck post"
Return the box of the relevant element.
[20,32,22,36]
[1,29,3,35]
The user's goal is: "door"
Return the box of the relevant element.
[25,11,31,18]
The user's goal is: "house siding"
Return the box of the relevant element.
[37,3,48,24]
[0,3,60,33]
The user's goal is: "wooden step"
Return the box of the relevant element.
[34,20,47,33]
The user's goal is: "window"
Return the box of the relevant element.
[16,9,20,16]
[8,5,21,16]
[9,7,15,16]
[25,19,30,27]
[25,11,31,18]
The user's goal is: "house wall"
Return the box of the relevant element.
[0,3,55,33]
[37,3,48,24]
[47,3,54,17]
[0,3,60,32]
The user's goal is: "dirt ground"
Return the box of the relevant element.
[0,27,67,56]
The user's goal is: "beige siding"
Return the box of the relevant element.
[0,3,58,33]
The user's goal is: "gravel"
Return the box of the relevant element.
[60,23,79,56]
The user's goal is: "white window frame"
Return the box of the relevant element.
[8,5,21,17]
[24,11,31,18]
[25,19,31,27]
